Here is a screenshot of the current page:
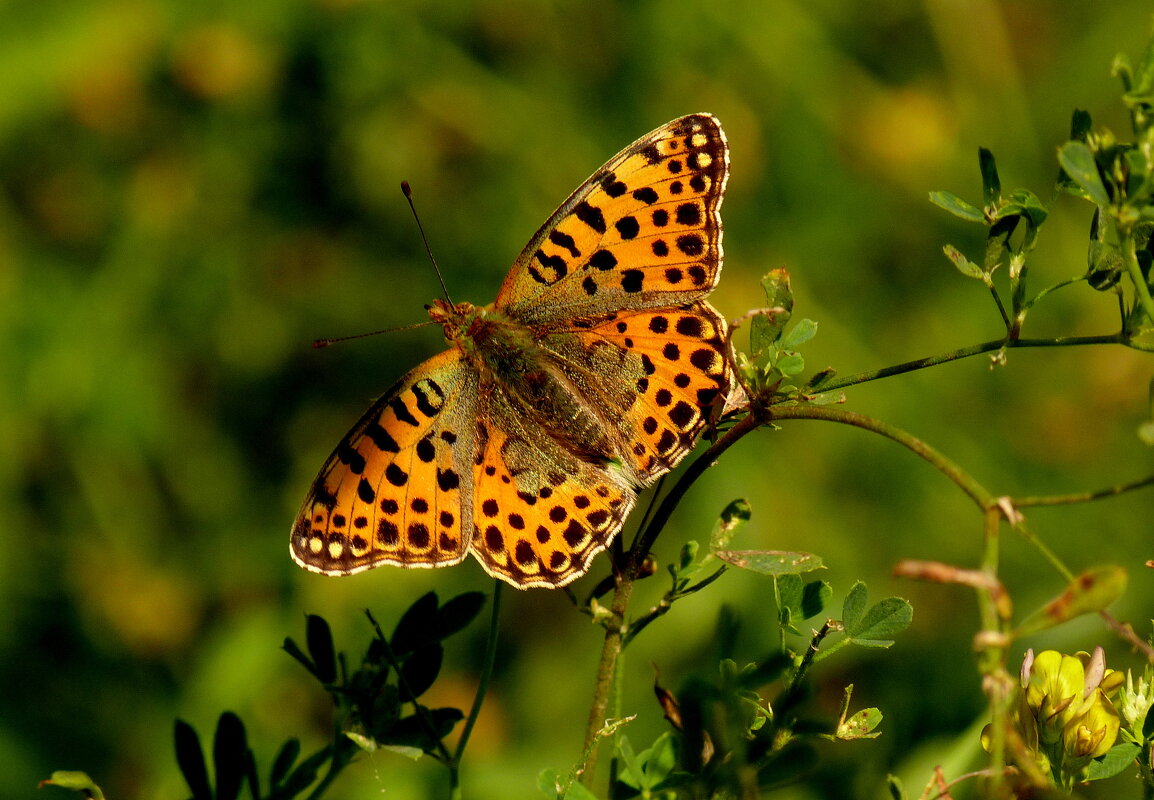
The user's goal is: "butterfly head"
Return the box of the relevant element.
[427,298,487,342]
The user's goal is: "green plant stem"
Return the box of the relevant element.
[581,402,998,785]
[580,573,634,786]
[976,506,1011,794]
[1122,228,1154,325]
[622,567,728,648]
[818,333,1127,394]
[765,405,994,507]
[449,581,504,799]
[1014,473,1154,506]
[629,412,765,566]
[365,611,454,763]
[787,621,834,695]
[582,414,764,781]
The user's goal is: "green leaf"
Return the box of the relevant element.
[385,707,464,752]
[538,767,601,799]
[1058,141,1112,206]
[776,353,805,377]
[984,214,1019,272]
[563,781,600,800]
[615,735,644,789]
[759,268,795,313]
[805,367,836,390]
[537,768,564,798]
[709,499,751,553]
[837,707,883,739]
[776,573,803,616]
[841,582,868,632]
[928,190,984,222]
[780,318,818,349]
[39,772,106,800]
[1003,189,1049,228]
[799,580,832,621]
[425,707,466,738]
[306,614,337,684]
[845,597,913,646]
[715,550,824,575]
[677,539,700,573]
[750,270,795,357]
[1016,566,1128,636]
[642,732,678,783]
[738,653,791,689]
[378,743,425,759]
[943,244,985,280]
[979,147,1001,207]
[1084,741,1141,781]
[1123,33,1154,100]
[174,719,212,800]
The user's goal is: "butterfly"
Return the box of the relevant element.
[291,113,733,589]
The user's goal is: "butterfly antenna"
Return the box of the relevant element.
[401,180,454,305]
[313,320,433,349]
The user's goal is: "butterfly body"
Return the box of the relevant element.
[293,114,734,588]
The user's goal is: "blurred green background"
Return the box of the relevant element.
[3,1,1152,798]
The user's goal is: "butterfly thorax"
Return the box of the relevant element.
[428,297,619,467]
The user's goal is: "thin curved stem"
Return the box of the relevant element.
[1015,473,1154,506]
[763,405,996,508]
[628,412,764,571]
[1122,228,1154,325]
[818,333,1127,394]
[449,581,504,798]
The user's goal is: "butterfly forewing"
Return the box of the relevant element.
[291,350,478,575]
[496,114,729,325]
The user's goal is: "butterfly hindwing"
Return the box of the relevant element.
[540,300,732,483]
[468,405,635,588]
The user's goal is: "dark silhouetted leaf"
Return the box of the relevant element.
[269,738,299,789]
[979,147,1001,207]
[174,719,212,800]
[282,636,316,679]
[306,614,337,684]
[213,712,248,800]
[392,592,439,655]
[399,644,443,700]
[435,591,486,639]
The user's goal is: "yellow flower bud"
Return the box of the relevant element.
[1025,650,1086,742]
[1062,688,1120,760]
